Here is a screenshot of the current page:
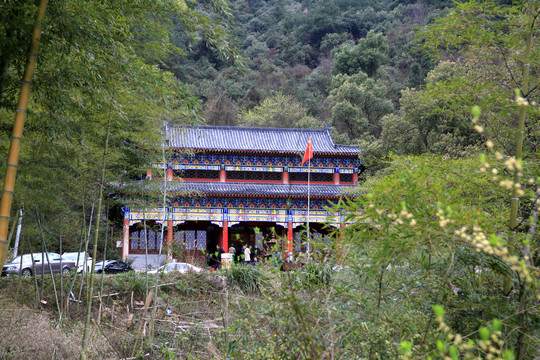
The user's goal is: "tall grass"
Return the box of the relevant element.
[223,265,269,293]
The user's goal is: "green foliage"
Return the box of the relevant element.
[414,0,540,154]
[298,261,336,286]
[332,31,388,76]
[113,272,147,297]
[381,62,484,155]
[223,264,268,293]
[336,153,539,358]
[239,93,322,128]
[0,0,240,254]
[328,71,393,140]
[172,0,440,130]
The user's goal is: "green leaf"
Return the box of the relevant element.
[449,345,458,360]
[400,341,413,354]
[432,305,445,318]
[503,349,515,360]
[471,105,481,118]
[436,340,445,354]
[479,327,490,341]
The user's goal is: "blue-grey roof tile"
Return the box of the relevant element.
[166,125,359,155]
[119,181,359,198]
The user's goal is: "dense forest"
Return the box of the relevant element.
[0,0,539,359]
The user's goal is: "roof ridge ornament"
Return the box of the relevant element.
[324,123,337,149]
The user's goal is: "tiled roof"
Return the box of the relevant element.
[166,125,359,155]
[119,181,359,199]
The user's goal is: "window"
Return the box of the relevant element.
[312,173,333,182]
[290,172,333,182]
[175,169,220,180]
[130,229,163,251]
[227,171,281,181]
[340,173,353,183]
[290,173,308,182]
[174,230,207,250]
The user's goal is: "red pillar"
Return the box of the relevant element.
[219,169,226,182]
[146,169,153,180]
[283,171,289,184]
[353,173,358,185]
[166,167,173,181]
[222,220,228,250]
[122,219,130,261]
[333,172,340,185]
[287,221,293,257]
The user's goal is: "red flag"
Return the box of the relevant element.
[301,137,313,165]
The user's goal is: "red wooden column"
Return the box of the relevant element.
[333,172,340,185]
[353,172,358,184]
[219,168,226,182]
[146,169,153,179]
[287,221,293,258]
[222,220,228,250]
[166,219,173,258]
[166,167,173,181]
[283,170,289,184]
[122,219,130,261]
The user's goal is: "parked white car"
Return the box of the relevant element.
[148,262,204,274]
[62,252,94,273]
[2,253,76,277]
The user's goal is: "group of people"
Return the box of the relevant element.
[209,244,262,270]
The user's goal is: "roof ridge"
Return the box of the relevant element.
[170,125,328,133]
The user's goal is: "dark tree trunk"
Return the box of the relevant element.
[0,56,10,104]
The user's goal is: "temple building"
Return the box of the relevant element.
[120,125,362,266]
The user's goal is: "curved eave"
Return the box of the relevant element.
[110,181,363,199]
[168,147,360,157]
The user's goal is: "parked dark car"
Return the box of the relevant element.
[94,260,133,274]
[1,253,76,277]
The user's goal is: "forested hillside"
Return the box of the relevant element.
[167,0,444,143]
[165,0,538,170]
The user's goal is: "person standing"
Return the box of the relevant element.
[214,244,225,270]
[253,244,261,259]
[229,245,236,263]
[243,245,251,264]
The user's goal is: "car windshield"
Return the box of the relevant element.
[7,255,35,264]
[6,256,21,264]
[63,253,81,260]
[163,263,187,272]
[48,253,61,261]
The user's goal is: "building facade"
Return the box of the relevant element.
[120,125,362,265]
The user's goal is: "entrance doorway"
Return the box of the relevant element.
[228,222,285,261]
[171,221,220,265]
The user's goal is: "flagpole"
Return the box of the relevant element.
[307,156,310,255]
[301,137,313,257]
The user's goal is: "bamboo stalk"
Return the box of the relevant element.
[65,193,90,314]
[149,128,169,339]
[508,2,536,358]
[78,202,95,301]
[0,0,49,268]
[13,206,23,258]
[99,197,111,295]
[80,121,110,360]
[36,208,61,320]
[504,0,535,296]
